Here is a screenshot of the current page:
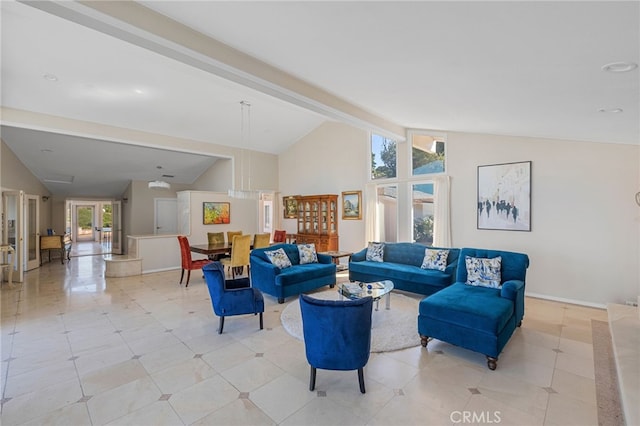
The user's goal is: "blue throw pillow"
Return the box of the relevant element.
[421,248,449,271]
[298,243,318,264]
[465,256,502,288]
[366,242,384,262]
[265,248,292,269]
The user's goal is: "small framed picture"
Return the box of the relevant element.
[477,161,531,231]
[203,202,230,225]
[342,190,362,220]
[283,196,298,219]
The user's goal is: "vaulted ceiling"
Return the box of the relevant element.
[2,1,638,198]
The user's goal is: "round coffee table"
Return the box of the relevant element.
[337,280,394,310]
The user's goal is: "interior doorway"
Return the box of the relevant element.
[67,200,121,256]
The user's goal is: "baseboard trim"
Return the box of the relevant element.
[526,292,607,309]
[143,266,181,274]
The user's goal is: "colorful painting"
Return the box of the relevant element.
[203,202,230,225]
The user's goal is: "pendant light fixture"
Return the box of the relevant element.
[228,100,260,199]
[149,166,171,190]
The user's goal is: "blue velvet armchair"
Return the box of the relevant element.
[203,262,264,334]
[299,294,373,393]
[418,248,529,370]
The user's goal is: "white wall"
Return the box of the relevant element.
[279,123,640,307]
[447,132,639,307]
[279,121,369,255]
[177,190,259,246]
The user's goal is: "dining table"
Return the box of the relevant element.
[190,242,234,257]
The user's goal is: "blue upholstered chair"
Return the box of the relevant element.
[418,248,530,370]
[299,294,373,393]
[203,262,264,334]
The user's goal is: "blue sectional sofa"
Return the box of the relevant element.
[349,242,460,296]
[418,247,530,370]
[250,243,337,303]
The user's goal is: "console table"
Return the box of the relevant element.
[40,235,72,265]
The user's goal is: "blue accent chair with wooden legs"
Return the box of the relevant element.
[418,248,530,370]
[300,294,373,393]
[203,262,264,334]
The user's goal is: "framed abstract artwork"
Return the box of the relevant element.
[203,202,230,225]
[342,190,362,220]
[477,161,531,231]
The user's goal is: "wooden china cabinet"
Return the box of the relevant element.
[294,194,338,252]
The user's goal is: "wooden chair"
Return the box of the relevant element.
[252,233,271,249]
[221,234,251,279]
[177,236,212,287]
[273,229,287,243]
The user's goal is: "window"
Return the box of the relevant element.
[371,133,397,179]
[412,182,434,244]
[376,185,397,242]
[412,133,445,176]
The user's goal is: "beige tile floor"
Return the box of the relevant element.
[1,253,607,425]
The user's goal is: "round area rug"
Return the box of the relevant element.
[281,288,420,352]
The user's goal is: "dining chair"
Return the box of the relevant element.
[207,232,227,260]
[203,262,264,334]
[273,229,287,243]
[227,231,243,245]
[177,236,212,287]
[221,234,251,279]
[252,233,271,249]
[299,294,374,393]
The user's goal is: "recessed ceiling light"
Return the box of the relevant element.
[601,62,638,73]
[43,73,58,82]
[134,88,144,94]
[598,108,623,113]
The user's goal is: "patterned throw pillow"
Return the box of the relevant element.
[421,248,450,271]
[366,242,384,262]
[465,256,502,288]
[298,243,318,265]
[265,248,292,269]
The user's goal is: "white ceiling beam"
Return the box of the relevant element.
[22,0,406,141]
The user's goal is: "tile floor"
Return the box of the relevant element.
[1,253,607,425]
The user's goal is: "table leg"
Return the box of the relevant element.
[385,292,391,310]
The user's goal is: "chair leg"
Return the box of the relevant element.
[358,367,366,393]
[180,269,185,284]
[259,312,263,330]
[309,366,316,391]
[218,316,225,334]
[487,356,498,370]
[185,270,191,287]
[420,335,430,347]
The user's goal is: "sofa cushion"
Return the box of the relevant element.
[421,248,450,271]
[350,261,452,288]
[276,263,336,286]
[465,256,502,288]
[265,248,292,269]
[366,242,384,262]
[420,283,514,334]
[298,243,318,265]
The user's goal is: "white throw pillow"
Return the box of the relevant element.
[421,248,450,271]
[298,243,318,264]
[265,248,292,269]
[465,256,502,288]
[366,242,384,262]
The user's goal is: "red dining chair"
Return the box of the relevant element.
[273,230,287,243]
[177,236,212,287]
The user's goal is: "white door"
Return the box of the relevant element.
[111,201,122,254]
[25,194,40,271]
[2,191,24,282]
[154,198,177,234]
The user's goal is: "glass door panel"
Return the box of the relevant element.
[25,194,40,271]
